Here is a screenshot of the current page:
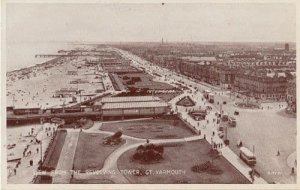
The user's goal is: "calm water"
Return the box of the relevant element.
[6,42,77,72]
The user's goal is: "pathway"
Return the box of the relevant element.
[52,129,80,184]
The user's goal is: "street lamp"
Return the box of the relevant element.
[40,140,43,168]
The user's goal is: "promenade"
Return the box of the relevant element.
[7,123,57,183]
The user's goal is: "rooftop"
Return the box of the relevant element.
[100,96,161,103]
[101,101,169,110]
[182,56,217,62]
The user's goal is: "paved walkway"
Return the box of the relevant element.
[7,123,56,184]
[52,130,80,184]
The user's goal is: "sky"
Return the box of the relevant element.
[6,3,296,43]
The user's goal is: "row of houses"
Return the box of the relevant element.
[126,48,295,103]
[233,70,289,101]
[286,78,296,113]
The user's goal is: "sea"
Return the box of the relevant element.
[6,42,79,72]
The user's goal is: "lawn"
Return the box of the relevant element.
[73,132,125,172]
[42,130,67,171]
[100,117,196,139]
[155,91,183,102]
[117,73,174,90]
[117,140,250,184]
[176,96,196,107]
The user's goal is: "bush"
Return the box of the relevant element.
[131,77,141,82]
[103,130,123,146]
[132,143,164,163]
[112,131,122,139]
[123,76,130,80]
[191,161,223,175]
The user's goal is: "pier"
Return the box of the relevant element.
[35,54,77,58]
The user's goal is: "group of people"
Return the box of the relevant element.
[11,124,56,178]
[212,141,223,149]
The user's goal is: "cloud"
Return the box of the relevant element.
[6,3,296,43]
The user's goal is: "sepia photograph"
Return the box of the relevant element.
[1,1,298,189]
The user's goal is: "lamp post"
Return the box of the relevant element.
[12,94,15,107]
[40,140,43,167]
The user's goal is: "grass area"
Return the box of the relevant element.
[176,96,196,107]
[100,117,195,139]
[58,119,94,129]
[117,73,174,90]
[73,132,125,172]
[34,175,53,184]
[42,130,67,171]
[117,140,250,184]
[155,92,183,102]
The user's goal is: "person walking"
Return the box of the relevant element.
[36,147,39,154]
[29,160,33,167]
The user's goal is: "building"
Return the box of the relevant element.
[96,96,170,118]
[13,107,42,115]
[54,88,80,98]
[100,96,161,103]
[234,70,288,101]
[285,43,289,51]
[286,77,296,113]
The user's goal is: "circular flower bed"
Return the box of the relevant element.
[132,143,164,163]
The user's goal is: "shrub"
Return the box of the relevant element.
[103,130,123,146]
[132,143,164,163]
[191,161,223,175]
[123,76,130,80]
[112,131,122,139]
